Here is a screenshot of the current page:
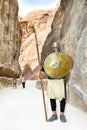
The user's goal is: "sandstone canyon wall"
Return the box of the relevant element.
[0,0,21,79]
[19,9,58,79]
[19,10,55,71]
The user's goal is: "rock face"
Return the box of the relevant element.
[0,0,22,78]
[61,0,87,112]
[41,0,87,112]
[19,9,56,76]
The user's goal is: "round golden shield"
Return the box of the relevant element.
[44,52,71,78]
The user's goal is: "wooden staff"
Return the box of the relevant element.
[33,25,48,121]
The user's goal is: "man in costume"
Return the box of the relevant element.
[39,42,67,122]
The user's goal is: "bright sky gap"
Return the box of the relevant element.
[18,0,58,17]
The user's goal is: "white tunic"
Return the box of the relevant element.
[46,79,65,101]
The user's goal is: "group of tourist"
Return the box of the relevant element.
[12,73,26,89]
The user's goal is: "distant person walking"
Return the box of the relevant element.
[21,73,26,88]
[12,77,17,88]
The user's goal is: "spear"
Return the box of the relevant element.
[33,25,48,121]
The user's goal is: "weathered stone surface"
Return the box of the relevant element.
[19,10,56,73]
[0,77,21,88]
[60,0,87,112]
[36,79,48,90]
[0,0,22,78]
